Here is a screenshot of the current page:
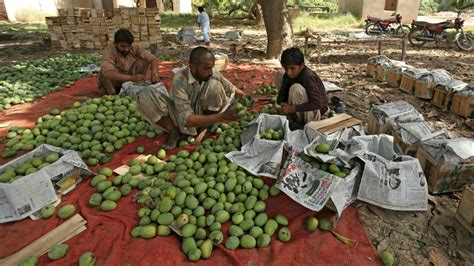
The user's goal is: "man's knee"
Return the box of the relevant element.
[132,58,150,75]
[202,80,227,111]
[288,83,308,103]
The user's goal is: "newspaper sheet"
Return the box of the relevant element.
[0,144,91,223]
[394,122,451,144]
[226,113,309,178]
[276,149,361,216]
[372,100,424,127]
[403,68,431,79]
[347,135,428,211]
[421,137,474,164]
[437,79,468,92]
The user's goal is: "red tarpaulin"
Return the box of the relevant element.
[0,62,377,265]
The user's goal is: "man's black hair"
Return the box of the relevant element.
[189,46,214,65]
[198,6,205,12]
[114,29,134,44]
[280,47,304,67]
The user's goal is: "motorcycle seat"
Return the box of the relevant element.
[368,16,397,23]
[412,20,450,27]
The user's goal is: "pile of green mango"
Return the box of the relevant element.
[0,54,100,111]
[298,143,355,178]
[84,105,294,261]
[253,85,278,95]
[259,129,285,141]
[1,95,162,165]
[0,151,60,183]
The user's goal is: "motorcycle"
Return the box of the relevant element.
[365,12,411,37]
[408,11,473,51]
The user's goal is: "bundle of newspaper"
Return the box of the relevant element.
[226,113,309,179]
[435,79,468,92]
[392,121,451,146]
[347,134,428,211]
[371,100,424,129]
[420,137,474,165]
[402,67,431,79]
[367,55,390,65]
[456,84,474,97]
[0,144,91,223]
[119,81,168,97]
[417,69,452,84]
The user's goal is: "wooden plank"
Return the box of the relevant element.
[0,214,87,265]
[318,117,362,135]
[307,114,353,130]
[455,213,474,235]
[456,185,474,226]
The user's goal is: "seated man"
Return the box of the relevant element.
[97,28,160,95]
[136,46,245,149]
[276,47,329,126]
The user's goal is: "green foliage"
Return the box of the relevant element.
[292,13,361,33]
[0,21,47,34]
[448,0,474,11]
[160,12,197,28]
[419,0,440,15]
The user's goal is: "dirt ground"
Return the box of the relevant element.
[1,18,473,265]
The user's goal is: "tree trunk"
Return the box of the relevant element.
[259,0,293,59]
[253,0,263,25]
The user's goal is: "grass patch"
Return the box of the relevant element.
[160,12,197,29]
[0,21,47,34]
[292,13,364,33]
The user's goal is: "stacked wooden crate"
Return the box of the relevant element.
[46,7,161,49]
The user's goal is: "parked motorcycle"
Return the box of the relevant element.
[408,11,473,51]
[365,12,411,37]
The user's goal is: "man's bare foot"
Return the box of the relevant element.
[162,131,181,150]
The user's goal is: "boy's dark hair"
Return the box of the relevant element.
[114,29,134,44]
[280,47,304,66]
[198,6,204,12]
[189,46,214,65]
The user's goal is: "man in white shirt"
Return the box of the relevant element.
[197,6,210,46]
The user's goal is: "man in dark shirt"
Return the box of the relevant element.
[276,47,329,125]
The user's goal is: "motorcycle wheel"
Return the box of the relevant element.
[395,25,411,37]
[365,23,382,35]
[408,28,427,47]
[455,32,473,51]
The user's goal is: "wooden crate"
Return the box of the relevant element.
[366,62,376,78]
[391,128,418,157]
[450,93,474,118]
[414,80,435,100]
[416,147,474,194]
[376,65,386,82]
[386,69,402,87]
[45,17,60,26]
[431,87,452,111]
[399,74,416,94]
[367,112,392,134]
[455,185,474,234]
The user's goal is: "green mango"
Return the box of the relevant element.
[306,217,319,232]
[48,243,69,260]
[239,219,254,231]
[99,167,113,177]
[269,185,280,196]
[57,204,76,219]
[264,219,278,236]
[200,239,213,259]
[209,230,224,245]
[250,226,264,238]
[78,251,96,266]
[215,210,230,223]
[228,225,244,237]
[157,212,173,225]
[181,223,197,238]
[100,200,117,211]
[139,225,156,239]
[88,193,103,207]
[257,233,271,248]
[41,203,55,219]
[278,227,291,242]
[240,234,256,248]
[18,255,37,266]
[254,213,268,227]
[157,225,171,236]
[225,236,240,250]
[182,237,197,255]
[187,248,201,261]
[275,214,289,226]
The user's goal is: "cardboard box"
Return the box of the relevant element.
[455,185,474,234]
[416,147,474,194]
[0,144,91,223]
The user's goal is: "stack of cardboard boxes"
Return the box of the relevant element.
[45,7,161,50]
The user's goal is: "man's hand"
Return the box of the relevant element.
[151,74,161,84]
[280,103,296,115]
[222,108,240,121]
[131,74,147,82]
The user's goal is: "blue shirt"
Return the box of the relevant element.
[197,11,210,32]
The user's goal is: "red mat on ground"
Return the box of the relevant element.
[0,62,377,265]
